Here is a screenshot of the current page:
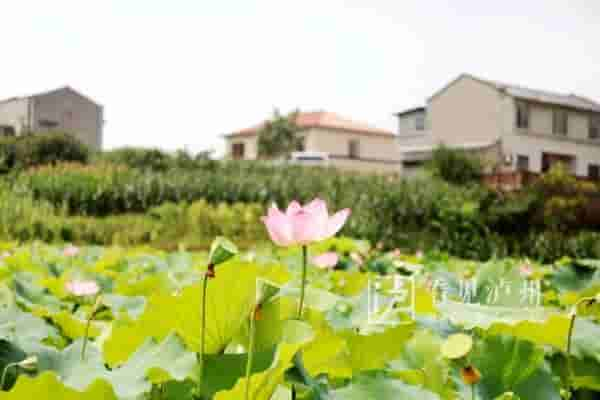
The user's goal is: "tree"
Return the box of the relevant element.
[256,109,303,159]
[429,145,483,185]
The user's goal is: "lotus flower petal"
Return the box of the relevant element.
[66,280,100,297]
[312,252,339,269]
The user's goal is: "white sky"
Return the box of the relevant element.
[1,0,599,155]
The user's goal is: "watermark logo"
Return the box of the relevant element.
[367,274,542,326]
[367,274,415,325]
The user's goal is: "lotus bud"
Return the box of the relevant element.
[461,365,481,385]
[207,237,238,278]
[17,356,38,371]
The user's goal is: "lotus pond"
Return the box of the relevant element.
[0,238,599,399]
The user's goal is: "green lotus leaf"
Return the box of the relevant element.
[440,333,472,359]
[0,340,28,390]
[0,304,58,353]
[469,335,560,400]
[33,333,196,399]
[0,371,117,400]
[48,310,101,340]
[101,294,146,320]
[303,323,414,378]
[438,301,571,350]
[104,261,288,366]
[570,317,600,362]
[329,372,440,399]
[389,330,458,399]
[213,319,315,400]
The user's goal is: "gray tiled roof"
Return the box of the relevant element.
[489,79,600,112]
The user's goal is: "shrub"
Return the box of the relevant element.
[16,161,472,248]
[430,145,483,185]
[523,230,600,263]
[9,156,600,262]
[533,163,591,231]
[96,147,215,171]
[96,147,173,171]
[0,132,89,172]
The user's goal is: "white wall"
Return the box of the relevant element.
[502,97,600,177]
[0,98,29,134]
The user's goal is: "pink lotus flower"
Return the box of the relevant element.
[262,199,350,247]
[63,245,80,257]
[416,250,424,259]
[312,252,339,269]
[391,249,401,257]
[519,264,533,277]
[66,280,100,297]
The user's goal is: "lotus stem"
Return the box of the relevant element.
[471,384,475,400]
[566,296,596,393]
[297,246,308,319]
[197,269,210,396]
[81,315,92,361]
[244,306,257,400]
[81,294,100,361]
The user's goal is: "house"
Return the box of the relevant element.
[396,74,600,179]
[0,86,104,149]
[225,110,402,173]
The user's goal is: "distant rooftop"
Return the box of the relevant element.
[0,86,102,107]
[228,110,394,137]
[394,106,425,117]
[464,74,600,113]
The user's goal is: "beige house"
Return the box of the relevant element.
[0,86,104,149]
[225,110,402,173]
[397,74,600,179]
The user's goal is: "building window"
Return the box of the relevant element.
[348,140,360,159]
[552,109,568,136]
[516,102,529,129]
[542,152,575,173]
[0,126,15,136]
[415,114,425,131]
[38,119,59,129]
[516,155,529,171]
[590,115,600,140]
[296,137,305,152]
[589,164,600,180]
[232,142,245,159]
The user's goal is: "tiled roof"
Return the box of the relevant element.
[394,106,426,117]
[229,111,394,137]
[483,77,600,112]
[0,86,102,107]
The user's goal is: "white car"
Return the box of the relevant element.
[289,151,330,166]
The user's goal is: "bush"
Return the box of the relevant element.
[523,230,600,263]
[430,145,483,185]
[8,155,600,262]
[0,132,89,172]
[96,147,216,171]
[96,147,172,171]
[533,163,592,231]
[0,181,268,248]
[16,161,476,248]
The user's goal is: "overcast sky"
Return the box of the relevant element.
[1,0,598,154]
